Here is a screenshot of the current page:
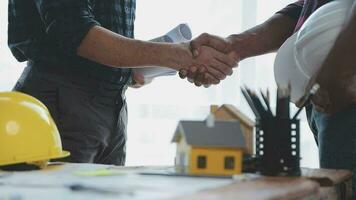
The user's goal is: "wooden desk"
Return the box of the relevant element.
[302,168,353,199]
[173,168,352,200]
[0,163,352,200]
[173,177,319,200]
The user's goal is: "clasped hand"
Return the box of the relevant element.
[131,33,239,88]
[180,33,240,87]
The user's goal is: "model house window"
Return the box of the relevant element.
[224,156,235,170]
[197,156,207,169]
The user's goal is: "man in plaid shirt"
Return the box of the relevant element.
[184,0,356,198]
[8,0,238,166]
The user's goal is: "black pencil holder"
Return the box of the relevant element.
[255,118,301,176]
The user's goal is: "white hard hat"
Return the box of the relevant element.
[274,0,354,103]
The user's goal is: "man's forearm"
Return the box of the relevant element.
[180,13,298,85]
[316,2,356,86]
[77,26,192,70]
[228,14,298,60]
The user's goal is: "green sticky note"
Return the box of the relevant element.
[74,168,125,177]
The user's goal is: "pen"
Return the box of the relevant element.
[276,86,290,119]
[244,87,271,120]
[292,84,320,120]
[260,90,273,117]
[241,87,261,119]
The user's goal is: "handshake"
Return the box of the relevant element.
[131,32,242,88]
[178,33,240,87]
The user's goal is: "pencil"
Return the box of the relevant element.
[241,87,261,119]
[260,90,273,116]
[292,84,320,120]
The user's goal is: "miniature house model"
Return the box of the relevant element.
[172,115,247,176]
[210,104,254,155]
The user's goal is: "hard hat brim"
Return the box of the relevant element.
[274,33,310,103]
[0,151,70,167]
[54,150,71,159]
[42,150,71,162]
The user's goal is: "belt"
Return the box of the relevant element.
[28,60,132,86]
[25,61,129,97]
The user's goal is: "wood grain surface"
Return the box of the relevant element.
[172,177,319,200]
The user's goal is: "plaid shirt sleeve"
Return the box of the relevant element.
[34,0,101,56]
[277,0,305,19]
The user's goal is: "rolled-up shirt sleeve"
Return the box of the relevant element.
[277,0,305,20]
[34,0,101,56]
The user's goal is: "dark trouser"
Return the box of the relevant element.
[14,64,128,165]
[306,104,356,199]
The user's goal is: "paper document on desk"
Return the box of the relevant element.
[134,23,192,81]
[0,163,232,200]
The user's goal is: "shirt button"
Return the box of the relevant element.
[125,7,130,13]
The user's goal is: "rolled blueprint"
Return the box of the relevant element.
[133,23,192,81]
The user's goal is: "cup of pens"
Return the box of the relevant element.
[256,116,301,176]
[241,86,303,176]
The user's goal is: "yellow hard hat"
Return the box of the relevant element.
[0,92,69,169]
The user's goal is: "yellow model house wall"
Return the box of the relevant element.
[188,147,243,176]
